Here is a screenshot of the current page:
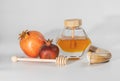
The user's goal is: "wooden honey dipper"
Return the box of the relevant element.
[11,55,68,65]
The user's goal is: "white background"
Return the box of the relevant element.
[0,0,120,81]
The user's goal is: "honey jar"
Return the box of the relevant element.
[57,19,91,58]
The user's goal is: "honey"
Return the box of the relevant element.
[57,37,91,52]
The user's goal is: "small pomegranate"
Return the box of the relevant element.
[39,39,59,59]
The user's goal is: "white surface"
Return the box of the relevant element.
[0,0,120,81]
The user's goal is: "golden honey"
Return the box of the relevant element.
[57,37,91,52]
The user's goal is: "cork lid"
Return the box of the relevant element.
[64,19,82,28]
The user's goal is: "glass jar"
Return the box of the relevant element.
[57,19,91,58]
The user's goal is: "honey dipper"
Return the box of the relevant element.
[11,55,68,65]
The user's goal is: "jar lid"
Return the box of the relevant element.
[64,19,82,28]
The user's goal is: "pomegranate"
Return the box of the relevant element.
[39,39,59,59]
[19,30,45,58]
